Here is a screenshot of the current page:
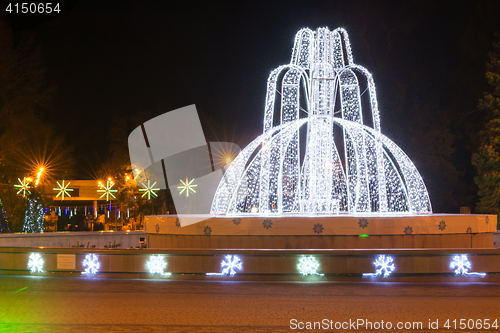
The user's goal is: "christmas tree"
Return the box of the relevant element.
[22,193,45,233]
[0,198,10,233]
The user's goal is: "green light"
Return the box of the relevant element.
[53,180,73,200]
[14,177,31,197]
[177,177,197,198]
[139,180,160,200]
[359,234,370,238]
[14,287,28,293]
[97,180,117,201]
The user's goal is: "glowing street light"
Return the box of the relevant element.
[34,167,44,187]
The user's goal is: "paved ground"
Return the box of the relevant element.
[1,276,500,332]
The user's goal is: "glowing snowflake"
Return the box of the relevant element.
[177,177,197,198]
[363,255,395,278]
[207,255,243,277]
[82,254,100,276]
[14,178,32,198]
[297,256,323,276]
[139,180,159,200]
[450,254,486,277]
[53,180,73,200]
[28,253,43,273]
[146,255,171,276]
[97,180,117,201]
[221,255,243,276]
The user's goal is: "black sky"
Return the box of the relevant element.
[5,0,500,212]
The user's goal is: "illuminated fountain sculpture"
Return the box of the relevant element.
[212,27,432,215]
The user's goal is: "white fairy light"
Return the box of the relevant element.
[363,255,395,278]
[449,255,486,277]
[82,254,100,276]
[146,255,171,276]
[28,253,43,273]
[297,256,324,276]
[211,27,431,216]
[206,255,243,277]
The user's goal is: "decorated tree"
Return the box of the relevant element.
[0,198,10,233]
[472,38,500,214]
[22,192,45,233]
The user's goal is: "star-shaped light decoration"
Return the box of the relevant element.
[53,180,73,200]
[177,177,197,198]
[97,180,117,201]
[139,180,159,200]
[14,177,32,198]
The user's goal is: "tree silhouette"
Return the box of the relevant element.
[472,37,500,214]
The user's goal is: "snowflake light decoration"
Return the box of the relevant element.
[14,178,32,198]
[27,253,43,273]
[211,27,432,215]
[82,254,100,276]
[139,180,159,200]
[363,255,395,278]
[449,255,486,277]
[297,256,324,276]
[97,180,117,201]
[146,255,171,276]
[53,180,73,200]
[177,177,197,198]
[207,255,243,277]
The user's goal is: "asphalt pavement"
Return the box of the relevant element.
[1,275,499,332]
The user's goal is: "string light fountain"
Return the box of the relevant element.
[211,27,432,215]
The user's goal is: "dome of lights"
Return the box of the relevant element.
[211,27,432,215]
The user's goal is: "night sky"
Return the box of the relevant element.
[4,0,500,212]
